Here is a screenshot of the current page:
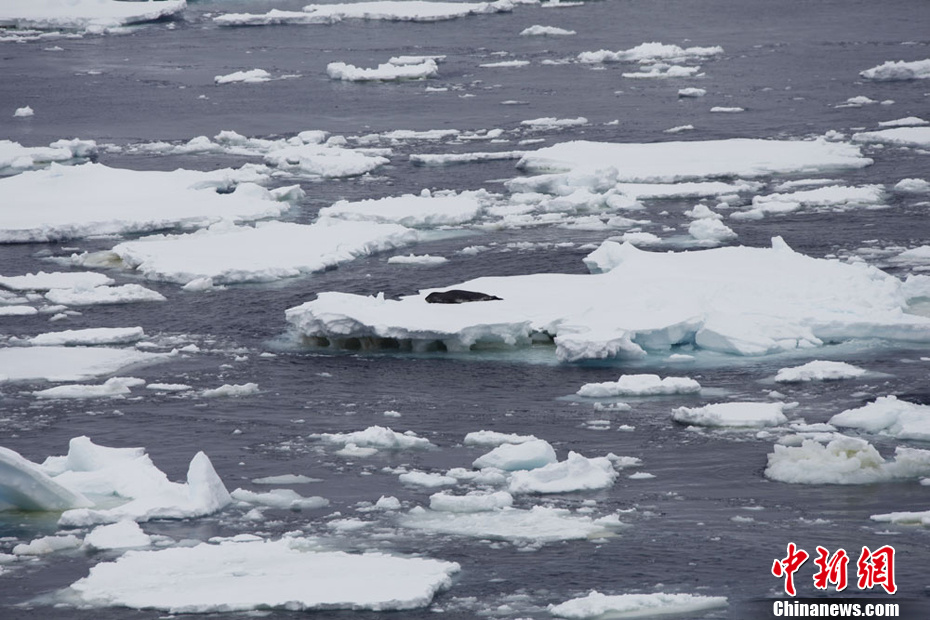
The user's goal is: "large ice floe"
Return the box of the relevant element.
[549,590,728,619]
[0,0,186,32]
[774,360,867,382]
[0,346,171,383]
[0,436,230,526]
[65,537,458,612]
[0,162,297,243]
[852,127,930,149]
[214,1,514,26]
[105,219,418,286]
[285,236,930,362]
[764,435,930,484]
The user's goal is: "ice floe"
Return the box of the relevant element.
[672,402,790,428]
[774,360,867,382]
[852,127,930,148]
[624,64,702,79]
[1,436,230,527]
[893,178,930,193]
[508,452,618,494]
[480,59,530,68]
[399,505,624,542]
[0,270,113,291]
[829,396,930,441]
[27,327,145,347]
[577,374,701,398]
[521,116,588,129]
[388,254,448,266]
[678,87,706,97]
[33,376,145,399]
[286,237,930,362]
[13,106,34,118]
[0,138,96,174]
[66,537,459,612]
[520,25,574,36]
[0,346,171,383]
[44,284,165,306]
[879,116,928,128]
[0,0,186,32]
[731,184,885,220]
[327,58,438,81]
[765,435,930,484]
[215,0,513,26]
[578,42,723,64]
[201,383,260,398]
[319,190,487,227]
[0,162,295,242]
[463,430,537,446]
[515,138,870,183]
[13,534,82,556]
[549,591,728,619]
[231,488,328,510]
[429,490,514,512]
[313,426,433,450]
[83,520,152,550]
[214,69,272,84]
[472,439,557,470]
[860,58,930,81]
[107,220,417,285]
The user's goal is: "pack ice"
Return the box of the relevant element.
[0,163,296,243]
[0,437,230,526]
[285,237,930,362]
[66,537,459,612]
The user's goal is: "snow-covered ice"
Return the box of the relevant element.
[774,360,867,382]
[0,139,96,174]
[765,435,930,484]
[13,106,34,118]
[201,383,260,398]
[549,590,728,619]
[0,163,295,243]
[83,520,152,550]
[231,488,328,510]
[319,191,487,227]
[860,58,930,81]
[0,346,171,383]
[577,374,701,398]
[879,116,928,128]
[520,25,575,36]
[0,271,112,291]
[852,127,930,148]
[44,284,165,306]
[578,42,723,64]
[286,237,930,362]
[731,184,885,221]
[12,534,82,556]
[672,402,789,428]
[463,430,537,447]
[67,537,459,612]
[480,60,530,68]
[520,116,587,129]
[108,220,418,285]
[388,254,448,266]
[829,396,930,441]
[429,490,514,512]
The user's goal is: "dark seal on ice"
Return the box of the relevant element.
[425,290,503,304]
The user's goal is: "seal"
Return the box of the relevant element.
[425,289,503,304]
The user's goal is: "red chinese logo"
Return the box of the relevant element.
[773,543,896,596]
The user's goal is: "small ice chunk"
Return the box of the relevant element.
[313,426,433,449]
[672,402,789,428]
[44,284,165,306]
[774,360,867,382]
[429,490,513,512]
[29,327,145,347]
[252,474,321,485]
[577,374,701,398]
[549,590,727,618]
[33,377,146,400]
[678,87,706,98]
[472,439,557,471]
[830,395,930,441]
[520,25,575,36]
[860,58,930,81]
[84,520,152,550]
[231,488,329,510]
[214,69,272,84]
[0,271,114,291]
[201,383,260,398]
[463,430,537,447]
[13,534,82,556]
[398,471,457,487]
[13,106,34,118]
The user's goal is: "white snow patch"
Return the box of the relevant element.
[429,490,513,512]
[13,106,34,118]
[0,271,113,291]
[44,284,165,306]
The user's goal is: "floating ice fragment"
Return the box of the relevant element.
[480,59,530,68]
[549,590,727,618]
[201,383,260,398]
[313,426,434,449]
[508,452,618,494]
[0,446,92,511]
[429,490,513,512]
[878,116,928,128]
[463,430,537,446]
[852,127,930,148]
[215,0,513,25]
[673,402,789,428]
[765,435,930,484]
[830,396,930,441]
[84,520,152,550]
[774,360,866,382]
[44,284,165,306]
[13,535,82,556]
[399,471,457,487]
[28,327,145,347]
[520,25,574,36]
[231,488,328,510]
[0,346,171,383]
[33,376,145,400]
[860,58,930,81]
[577,374,701,398]
[388,254,448,266]
[13,106,33,118]
[0,0,186,32]
[520,116,587,129]
[678,87,706,98]
[67,538,459,612]
[0,271,114,292]
[320,191,486,227]
[473,439,557,471]
[578,42,723,64]
[327,58,438,81]
[214,69,272,84]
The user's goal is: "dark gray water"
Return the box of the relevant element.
[3,0,930,618]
